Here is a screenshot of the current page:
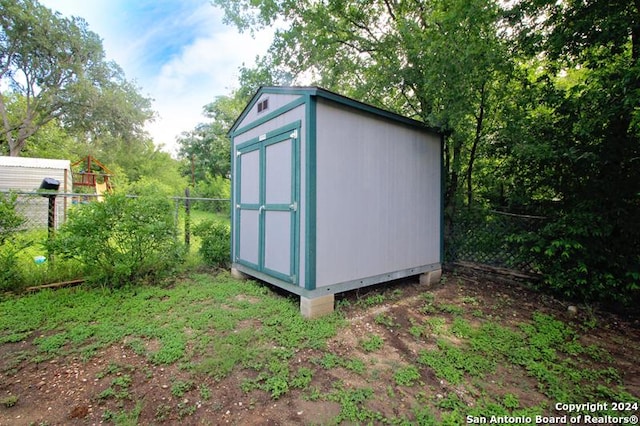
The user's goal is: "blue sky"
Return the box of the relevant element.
[39,0,274,155]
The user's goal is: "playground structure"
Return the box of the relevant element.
[71,156,113,200]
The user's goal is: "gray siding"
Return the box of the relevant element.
[0,157,72,229]
[314,99,441,287]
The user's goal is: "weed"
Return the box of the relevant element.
[345,358,365,374]
[451,317,474,338]
[437,393,465,411]
[374,313,397,328]
[461,296,479,305]
[97,362,122,379]
[177,401,197,418]
[304,387,322,401]
[199,384,212,400]
[502,393,520,409]
[98,374,132,400]
[409,324,426,339]
[426,317,447,335]
[317,353,342,369]
[360,293,385,307]
[437,303,464,315]
[1,394,18,408]
[386,386,395,398]
[328,383,383,423]
[394,365,421,386]
[102,401,143,426]
[264,375,289,399]
[418,340,494,385]
[154,404,172,422]
[291,367,313,389]
[171,379,194,397]
[336,298,351,310]
[359,334,384,352]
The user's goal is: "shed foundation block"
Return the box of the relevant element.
[420,269,442,287]
[231,267,249,280]
[300,294,335,319]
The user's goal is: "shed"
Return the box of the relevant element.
[0,156,71,229]
[229,87,443,317]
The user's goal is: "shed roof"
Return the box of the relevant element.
[0,156,70,170]
[230,86,442,136]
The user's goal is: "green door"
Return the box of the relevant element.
[234,123,299,283]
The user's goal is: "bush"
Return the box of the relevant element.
[193,220,230,268]
[0,192,25,244]
[50,194,184,287]
[0,192,27,292]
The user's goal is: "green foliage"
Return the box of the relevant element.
[359,334,384,352]
[49,193,184,287]
[0,192,25,244]
[418,339,495,385]
[393,365,421,387]
[193,220,230,268]
[177,93,244,181]
[0,192,28,292]
[0,0,153,156]
[170,379,194,397]
[1,394,18,408]
[215,0,639,307]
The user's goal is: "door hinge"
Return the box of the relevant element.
[289,202,297,211]
[289,129,298,139]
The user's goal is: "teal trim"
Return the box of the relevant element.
[229,86,442,137]
[230,133,236,263]
[236,120,301,150]
[233,121,301,285]
[230,98,306,137]
[304,94,317,291]
[440,133,445,264]
[232,262,441,298]
[291,123,300,285]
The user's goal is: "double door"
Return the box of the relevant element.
[234,123,299,283]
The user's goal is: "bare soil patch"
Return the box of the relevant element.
[1,269,638,425]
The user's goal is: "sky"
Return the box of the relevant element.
[39,0,275,155]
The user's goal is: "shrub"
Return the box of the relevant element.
[0,192,25,244]
[0,192,27,292]
[49,193,184,287]
[193,220,230,267]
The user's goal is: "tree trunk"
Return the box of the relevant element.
[466,82,487,207]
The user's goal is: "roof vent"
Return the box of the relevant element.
[257,98,269,113]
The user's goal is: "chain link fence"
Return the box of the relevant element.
[1,190,230,250]
[445,208,547,276]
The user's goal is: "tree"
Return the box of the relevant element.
[213,0,512,212]
[0,0,153,156]
[177,92,245,182]
[496,0,640,302]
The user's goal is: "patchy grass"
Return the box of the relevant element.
[0,271,638,425]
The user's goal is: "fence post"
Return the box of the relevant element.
[184,187,191,248]
[47,194,56,263]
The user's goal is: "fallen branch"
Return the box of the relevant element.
[25,279,85,292]
[448,261,542,281]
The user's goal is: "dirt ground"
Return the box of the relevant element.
[1,267,639,425]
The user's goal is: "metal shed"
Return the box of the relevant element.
[229,87,443,317]
[0,156,71,229]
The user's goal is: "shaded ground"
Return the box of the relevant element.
[1,268,639,425]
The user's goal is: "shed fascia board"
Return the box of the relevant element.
[0,156,70,170]
[229,86,442,137]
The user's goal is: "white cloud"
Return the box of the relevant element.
[149,23,274,154]
[39,0,276,156]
